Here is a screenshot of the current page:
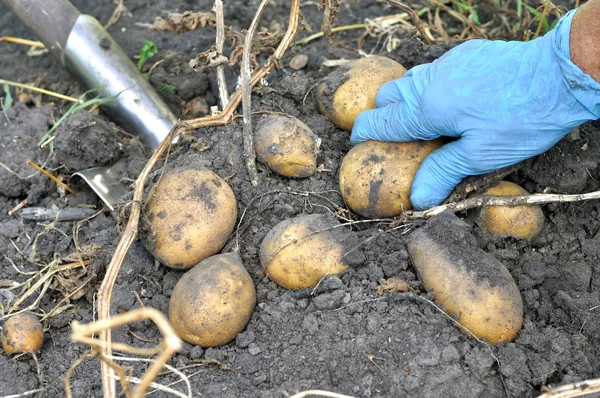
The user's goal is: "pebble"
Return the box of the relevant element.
[302,314,319,334]
[289,54,309,70]
[236,331,256,348]
[189,345,204,359]
[313,289,346,310]
[248,343,262,355]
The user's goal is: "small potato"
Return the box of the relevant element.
[1,312,43,354]
[407,213,523,344]
[339,140,442,218]
[254,113,321,178]
[260,213,359,290]
[169,252,256,347]
[141,167,237,269]
[477,181,544,240]
[317,56,407,131]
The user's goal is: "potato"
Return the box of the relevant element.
[339,140,442,218]
[477,181,544,240]
[1,312,43,354]
[407,212,523,344]
[260,213,359,290]
[317,56,407,131]
[254,113,321,178]
[141,167,237,269]
[169,252,256,347]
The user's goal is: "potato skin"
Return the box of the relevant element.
[169,252,256,347]
[260,214,356,290]
[1,312,43,354]
[407,215,523,344]
[254,113,321,178]
[339,140,442,218]
[141,167,237,269]
[317,56,407,131]
[477,181,544,240]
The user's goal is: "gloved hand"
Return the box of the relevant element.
[351,9,600,210]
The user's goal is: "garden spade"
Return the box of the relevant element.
[3,0,178,210]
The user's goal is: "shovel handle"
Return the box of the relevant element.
[2,0,80,63]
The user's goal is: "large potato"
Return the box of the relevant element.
[407,212,523,344]
[339,140,442,218]
[169,252,256,347]
[477,181,544,240]
[141,167,237,269]
[260,214,359,290]
[316,56,407,131]
[1,312,43,354]
[254,113,321,178]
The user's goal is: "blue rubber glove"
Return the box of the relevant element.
[351,9,600,210]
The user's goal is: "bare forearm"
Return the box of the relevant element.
[571,0,600,82]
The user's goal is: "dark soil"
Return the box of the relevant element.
[0,1,599,398]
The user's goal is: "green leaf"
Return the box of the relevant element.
[137,40,158,71]
[38,87,121,151]
[2,84,12,110]
[160,84,176,94]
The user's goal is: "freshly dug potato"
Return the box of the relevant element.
[477,181,544,240]
[169,252,256,347]
[339,140,442,218]
[254,113,321,178]
[260,213,360,290]
[317,56,407,131]
[407,212,523,344]
[141,167,237,269]
[1,312,43,354]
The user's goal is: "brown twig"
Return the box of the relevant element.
[378,0,434,44]
[96,0,301,395]
[214,0,229,109]
[8,199,28,216]
[537,378,600,398]
[72,308,181,398]
[405,190,600,220]
[26,159,76,195]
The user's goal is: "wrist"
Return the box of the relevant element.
[570,1,600,83]
[551,8,600,119]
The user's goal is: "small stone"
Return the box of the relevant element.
[189,346,204,359]
[302,314,319,334]
[252,373,268,385]
[0,220,20,238]
[236,331,256,348]
[236,352,259,374]
[248,343,262,355]
[313,290,346,310]
[441,345,460,363]
[289,54,309,70]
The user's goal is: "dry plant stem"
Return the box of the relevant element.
[289,390,357,398]
[214,0,229,109]
[0,79,81,103]
[97,1,301,395]
[407,190,600,219]
[8,199,28,216]
[26,160,77,195]
[1,36,45,47]
[378,0,434,44]
[241,0,272,187]
[72,308,182,398]
[537,379,600,398]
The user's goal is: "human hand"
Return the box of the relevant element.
[351,9,600,210]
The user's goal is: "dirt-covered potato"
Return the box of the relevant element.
[169,252,256,347]
[317,56,407,131]
[407,213,523,344]
[339,140,442,218]
[477,181,544,240]
[254,113,321,178]
[260,213,360,290]
[141,167,237,269]
[1,312,43,354]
